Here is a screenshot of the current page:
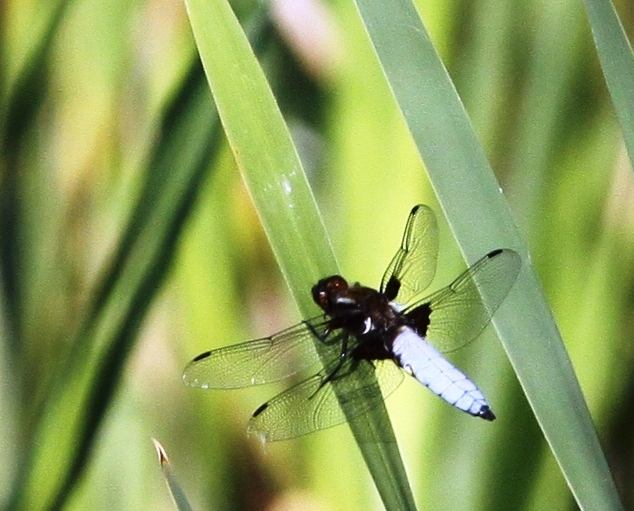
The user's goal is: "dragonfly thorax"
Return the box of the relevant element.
[312,275,401,341]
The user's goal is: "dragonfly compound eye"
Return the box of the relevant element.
[312,275,348,311]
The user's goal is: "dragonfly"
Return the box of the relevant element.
[183,205,522,442]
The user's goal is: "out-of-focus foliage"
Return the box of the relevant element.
[0,0,633,510]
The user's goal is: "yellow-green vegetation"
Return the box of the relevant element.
[1,0,633,510]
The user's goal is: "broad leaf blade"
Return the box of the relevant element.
[350,0,623,509]
[183,0,417,509]
[582,0,634,171]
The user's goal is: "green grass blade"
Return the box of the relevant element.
[582,0,634,170]
[10,61,220,511]
[182,0,334,296]
[1,0,70,157]
[183,1,417,509]
[152,439,195,511]
[0,0,72,372]
[351,0,623,509]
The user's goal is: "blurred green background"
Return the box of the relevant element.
[1,0,634,510]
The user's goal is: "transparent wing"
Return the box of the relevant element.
[380,204,438,303]
[183,315,335,389]
[247,359,404,442]
[405,249,522,353]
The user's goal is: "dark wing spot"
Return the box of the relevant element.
[384,275,401,301]
[252,402,269,418]
[192,351,212,362]
[487,248,503,258]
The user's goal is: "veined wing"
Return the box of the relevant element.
[405,249,521,353]
[247,359,404,442]
[183,315,336,389]
[380,204,438,303]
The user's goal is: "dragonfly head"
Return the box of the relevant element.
[312,275,350,313]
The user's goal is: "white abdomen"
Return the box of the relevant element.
[391,327,495,420]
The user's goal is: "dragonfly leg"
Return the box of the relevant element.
[304,319,339,345]
[315,333,350,392]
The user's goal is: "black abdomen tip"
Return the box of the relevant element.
[480,406,496,421]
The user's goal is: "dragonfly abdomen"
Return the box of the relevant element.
[392,327,495,421]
